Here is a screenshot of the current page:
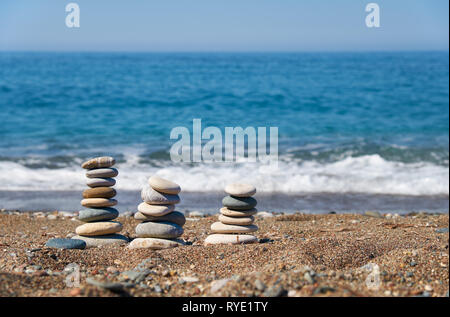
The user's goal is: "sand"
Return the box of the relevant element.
[0,210,448,297]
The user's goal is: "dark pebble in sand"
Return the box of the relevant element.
[45,238,86,250]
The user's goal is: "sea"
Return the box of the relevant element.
[0,51,448,213]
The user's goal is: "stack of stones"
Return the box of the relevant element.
[72,156,128,248]
[129,176,185,249]
[204,183,258,245]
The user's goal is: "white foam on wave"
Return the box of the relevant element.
[0,154,448,196]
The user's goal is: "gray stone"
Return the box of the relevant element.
[86,177,116,188]
[435,228,449,234]
[120,269,151,283]
[86,277,133,293]
[45,238,86,250]
[78,208,119,222]
[136,221,183,239]
[141,185,180,205]
[222,196,257,210]
[86,168,118,178]
[134,211,186,227]
[72,234,128,248]
[263,285,286,297]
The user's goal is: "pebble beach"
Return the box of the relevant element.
[0,210,448,297]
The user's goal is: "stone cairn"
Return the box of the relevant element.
[128,176,185,249]
[72,156,128,248]
[204,183,258,245]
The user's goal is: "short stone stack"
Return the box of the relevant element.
[204,183,258,245]
[129,176,185,249]
[72,156,128,248]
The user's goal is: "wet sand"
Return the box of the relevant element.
[0,210,448,297]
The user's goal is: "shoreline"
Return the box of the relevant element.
[1,190,448,214]
[0,211,448,297]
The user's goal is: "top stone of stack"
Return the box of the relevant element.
[224,183,256,197]
[82,156,116,169]
[148,176,181,195]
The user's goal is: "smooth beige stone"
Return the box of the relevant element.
[72,234,128,248]
[141,185,180,205]
[128,238,184,250]
[81,156,115,169]
[86,168,118,178]
[148,176,181,194]
[83,187,116,199]
[210,222,258,234]
[81,198,117,208]
[137,202,174,216]
[204,234,258,245]
[224,183,256,197]
[220,207,258,217]
[75,221,122,236]
[218,214,254,226]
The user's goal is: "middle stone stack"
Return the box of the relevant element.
[130,176,185,250]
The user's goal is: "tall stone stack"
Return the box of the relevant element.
[128,176,185,249]
[204,183,258,245]
[72,156,128,247]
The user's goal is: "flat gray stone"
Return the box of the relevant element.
[141,185,180,205]
[86,168,118,178]
[86,178,116,188]
[78,208,119,222]
[135,221,183,239]
[45,238,86,249]
[222,196,257,210]
[72,234,129,248]
[134,211,186,227]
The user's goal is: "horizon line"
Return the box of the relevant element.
[0,49,449,54]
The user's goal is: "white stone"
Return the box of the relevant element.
[224,183,256,197]
[137,202,174,216]
[210,222,258,234]
[204,234,258,245]
[128,238,184,250]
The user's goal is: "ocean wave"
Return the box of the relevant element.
[0,154,448,196]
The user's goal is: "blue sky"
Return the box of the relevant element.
[0,0,448,51]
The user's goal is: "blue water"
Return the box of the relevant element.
[0,52,448,208]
